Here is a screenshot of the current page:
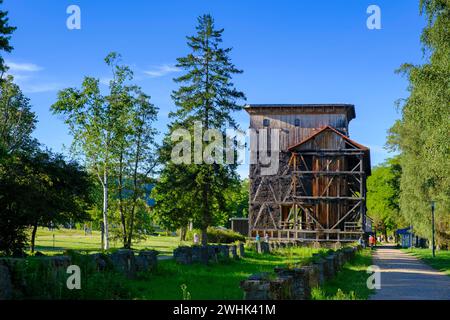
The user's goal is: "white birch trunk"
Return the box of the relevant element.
[102,168,110,250]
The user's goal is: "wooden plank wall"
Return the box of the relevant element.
[249,113,348,150]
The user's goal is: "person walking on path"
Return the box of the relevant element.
[369,234,376,249]
[193,233,199,245]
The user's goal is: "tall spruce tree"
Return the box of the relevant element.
[156,14,246,244]
[0,0,16,77]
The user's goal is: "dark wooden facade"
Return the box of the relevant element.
[246,104,371,242]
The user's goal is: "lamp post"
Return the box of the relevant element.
[431,201,435,258]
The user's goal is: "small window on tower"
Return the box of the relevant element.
[263,119,270,127]
[294,118,300,127]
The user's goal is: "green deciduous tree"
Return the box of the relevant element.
[366,157,404,239]
[224,178,249,219]
[0,75,37,153]
[27,149,94,253]
[388,0,450,247]
[52,53,158,249]
[52,53,132,249]
[115,89,158,248]
[0,74,37,255]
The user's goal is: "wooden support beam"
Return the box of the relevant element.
[292,171,363,175]
[297,203,325,230]
[330,201,361,230]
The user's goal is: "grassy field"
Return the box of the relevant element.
[312,249,374,300]
[129,247,327,300]
[32,228,186,256]
[31,228,367,300]
[402,248,450,276]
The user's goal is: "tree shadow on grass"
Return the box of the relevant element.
[129,249,322,300]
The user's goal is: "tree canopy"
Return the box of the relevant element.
[52,52,159,249]
[388,0,449,246]
[0,0,16,76]
[366,157,404,238]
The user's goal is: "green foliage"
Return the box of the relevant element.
[224,178,249,219]
[185,227,245,244]
[51,52,159,249]
[312,287,357,300]
[0,75,93,255]
[6,255,132,300]
[128,247,321,299]
[180,283,191,300]
[311,249,374,300]
[388,0,450,246]
[154,15,246,244]
[0,76,37,153]
[0,0,16,75]
[366,156,404,235]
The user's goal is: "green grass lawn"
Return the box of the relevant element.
[31,228,362,300]
[402,248,450,276]
[312,249,374,300]
[129,247,326,300]
[32,228,186,256]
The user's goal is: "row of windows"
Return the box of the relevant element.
[263,118,301,127]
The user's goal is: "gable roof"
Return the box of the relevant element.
[288,125,371,175]
[288,125,369,151]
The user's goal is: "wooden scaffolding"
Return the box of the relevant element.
[246,105,371,242]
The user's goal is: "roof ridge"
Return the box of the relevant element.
[287,125,369,151]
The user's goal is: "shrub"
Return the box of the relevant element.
[186,227,245,244]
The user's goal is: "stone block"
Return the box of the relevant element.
[174,246,192,264]
[207,245,219,263]
[90,253,109,271]
[302,265,320,289]
[324,255,336,280]
[275,267,310,300]
[260,242,270,254]
[135,250,158,272]
[191,245,209,264]
[230,245,238,259]
[110,249,137,278]
[238,242,245,257]
[312,259,326,285]
[218,245,230,260]
[241,273,292,300]
[0,265,12,300]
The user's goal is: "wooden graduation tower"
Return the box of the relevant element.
[246,104,371,242]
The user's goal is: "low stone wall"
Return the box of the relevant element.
[240,246,360,300]
[173,242,245,265]
[240,273,292,300]
[0,249,159,300]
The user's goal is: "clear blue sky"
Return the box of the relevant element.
[4,0,426,177]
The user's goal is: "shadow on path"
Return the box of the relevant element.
[370,247,450,300]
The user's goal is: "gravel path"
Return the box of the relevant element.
[370,246,450,300]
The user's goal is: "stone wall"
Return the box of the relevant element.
[240,246,360,300]
[0,249,159,300]
[173,243,245,265]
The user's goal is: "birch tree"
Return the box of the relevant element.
[52,52,133,250]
